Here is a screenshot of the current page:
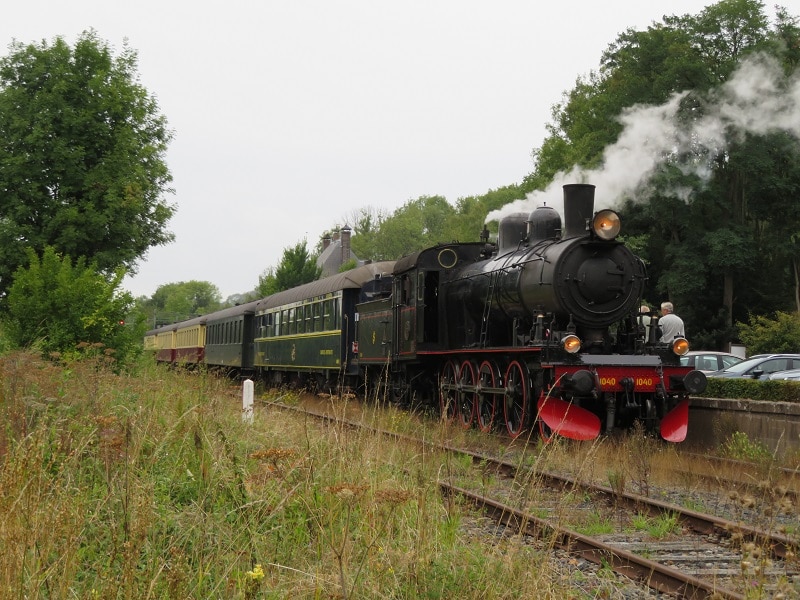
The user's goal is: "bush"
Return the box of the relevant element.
[704,377,800,402]
[1,247,139,363]
[737,311,800,355]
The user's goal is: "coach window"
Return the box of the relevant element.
[305,304,313,332]
[311,302,320,332]
[398,276,407,305]
[297,306,305,333]
[322,300,331,330]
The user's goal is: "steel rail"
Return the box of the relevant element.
[440,481,745,600]
[266,400,797,560]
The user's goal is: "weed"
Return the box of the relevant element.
[722,431,774,463]
[576,511,614,536]
[607,469,626,496]
[631,512,680,539]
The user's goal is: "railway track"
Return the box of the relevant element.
[264,396,800,598]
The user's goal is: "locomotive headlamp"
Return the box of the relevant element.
[671,337,690,356]
[561,334,582,354]
[592,210,621,240]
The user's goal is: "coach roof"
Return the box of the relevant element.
[255,261,396,311]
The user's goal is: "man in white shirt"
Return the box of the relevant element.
[658,301,685,342]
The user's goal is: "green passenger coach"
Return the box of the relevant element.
[253,261,395,390]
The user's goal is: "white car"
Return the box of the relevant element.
[679,351,743,373]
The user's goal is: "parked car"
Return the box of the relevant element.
[767,368,800,381]
[679,351,743,373]
[708,354,800,379]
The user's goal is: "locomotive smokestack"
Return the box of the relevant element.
[563,184,595,238]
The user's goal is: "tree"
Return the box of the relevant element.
[524,0,799,350]
[256,240,321,296]
[2,246,137,358]
[0,31,175,298]
[366,196,456,260]
[341,205,388,262]
[142,281,222,326]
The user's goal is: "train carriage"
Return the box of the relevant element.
[174,315,207,365]
[145,325,177,364]
[254,262,394,390]
[204,299,260,375]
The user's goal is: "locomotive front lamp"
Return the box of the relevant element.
[562,334,582,354]
[671,337,690,356]
[591,210,621,240]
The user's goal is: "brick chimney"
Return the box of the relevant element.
[322,235,331,250]
[341,226,352,264]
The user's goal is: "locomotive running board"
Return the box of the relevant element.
[537,395,601,441]
[659,399,689,443]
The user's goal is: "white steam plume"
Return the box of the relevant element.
[486,53,800,223]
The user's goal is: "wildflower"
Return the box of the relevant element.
[246,564,265,581]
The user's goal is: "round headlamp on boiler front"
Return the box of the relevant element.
[671,337,690,356]
[591,210,621,240]
[561,334,582,354]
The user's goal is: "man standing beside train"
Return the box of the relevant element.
[658,301,685,342]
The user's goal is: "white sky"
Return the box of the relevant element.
[2,0,761,300]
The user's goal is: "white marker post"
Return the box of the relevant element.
[242,379,254,424]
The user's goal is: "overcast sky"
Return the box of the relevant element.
[2,1,769,299]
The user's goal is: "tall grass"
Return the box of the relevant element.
[0,350,579,599]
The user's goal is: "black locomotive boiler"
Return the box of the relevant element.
[146,183,706,442]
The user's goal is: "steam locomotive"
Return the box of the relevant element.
[145,184,706,442]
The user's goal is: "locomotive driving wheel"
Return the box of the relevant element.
[457,360,477,429]
[438,359,458,422]
[503,360,530,438]
[476,360,501,432]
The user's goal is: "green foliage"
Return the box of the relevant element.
[338,206,389,261]
[737,311,800,354]
[631,512,680,539]
[139,280,222,326]
[350,196,455,261]
[519,0,800,350]
[257,239,321,296]
[721,431,773,461]
[576,511,615,536]
[338,258,358,273]
[0,31,175,298]
[704,376,800,402]
[2,247,137,359]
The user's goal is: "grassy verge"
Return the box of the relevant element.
[0,350,581,599]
